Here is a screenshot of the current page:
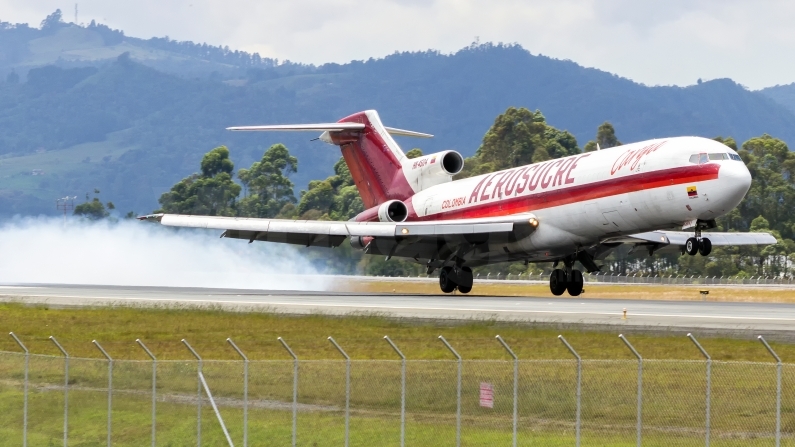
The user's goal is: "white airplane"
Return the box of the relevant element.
[140,110,776,295]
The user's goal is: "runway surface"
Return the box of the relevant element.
[2,283,795,332]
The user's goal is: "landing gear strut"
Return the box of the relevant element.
[549,258,584,297]
[438,265,474,294]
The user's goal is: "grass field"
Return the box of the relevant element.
[344,278,795,303]
[0,132,133,200]
[0,302,791,361]
[0,303,793,446]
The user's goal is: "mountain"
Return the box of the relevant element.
[0,14,280,81]
[1,15,795,217]
[759,83,795,116]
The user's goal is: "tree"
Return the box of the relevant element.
[457,107,580,178]
[40,9,64,31]
[158,146,241,216]
[584,122,621,152]
[74,199,110,220]
[74,189,114,220]
[296,157,364,220]
[238,144,298,218]
[405,148,423,159]
[734,134,795,237]
[714,136,738,151]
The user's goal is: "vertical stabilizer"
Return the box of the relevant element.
[327,110,415,208]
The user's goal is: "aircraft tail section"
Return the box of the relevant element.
[326,110,416,208]
[228,110,433,209]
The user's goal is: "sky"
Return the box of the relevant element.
[2,0,794,89]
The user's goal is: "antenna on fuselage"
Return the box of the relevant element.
[596,143,601,151]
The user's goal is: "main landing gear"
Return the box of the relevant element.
[549,260,584,297]
[439,265,473,294]
[685,227,712,257]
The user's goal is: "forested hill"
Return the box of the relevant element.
[2,16,795,216]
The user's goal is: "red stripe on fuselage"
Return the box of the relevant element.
[419,163,720,220]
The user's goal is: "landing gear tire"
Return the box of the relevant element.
[549,269,567,296]
[457,266,473,294]
[699,238,712,256]
[685,237,699,256]
[567,269,584,296]
[439,266,457,293]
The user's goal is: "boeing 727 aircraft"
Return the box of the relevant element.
[140,110,775,295]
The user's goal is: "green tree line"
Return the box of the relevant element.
[151,107,793,278]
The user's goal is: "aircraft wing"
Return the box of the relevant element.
[138,213,536,253]
[603,230,777,246]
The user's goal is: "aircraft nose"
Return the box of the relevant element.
[719,160,752,206]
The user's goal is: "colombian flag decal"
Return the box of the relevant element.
[687,185,698,198]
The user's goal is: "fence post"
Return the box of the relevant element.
[278,337,298,447]
[50,336,70,447]
[619,334,642,447]
[9,332,28,447]
[439,335,462,447]
[93,340,113,447]
[759,336,782,447]
[328,337,351,447]
[182,339,203,446]
[384,336,406,447]
[227,338,249,447]
[496,335,518,447]
[688,333,711,447]
[558,335,581,447]
[136,339,157,447]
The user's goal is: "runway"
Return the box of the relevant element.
[2,283,795,333]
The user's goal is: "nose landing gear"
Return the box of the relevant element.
[685,226,712,257]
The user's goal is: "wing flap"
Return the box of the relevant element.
[143,213,528,250]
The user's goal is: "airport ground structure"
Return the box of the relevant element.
[1,333,792,447]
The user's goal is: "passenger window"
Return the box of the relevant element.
[698,153,709,164]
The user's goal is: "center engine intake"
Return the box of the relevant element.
[404,150,465,191]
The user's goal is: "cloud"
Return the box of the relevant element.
[1,0,794,88]
[0,218,327,290]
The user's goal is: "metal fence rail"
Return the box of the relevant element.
[0,334,792,446]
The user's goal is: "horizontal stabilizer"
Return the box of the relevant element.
[227,123,433,138]
[383,127,434,138]
[227,123,365,132]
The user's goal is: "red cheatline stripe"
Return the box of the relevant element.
[424,164,720,220]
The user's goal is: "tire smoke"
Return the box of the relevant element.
[0,218,327,290]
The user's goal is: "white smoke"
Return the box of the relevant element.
[0,217,328,290]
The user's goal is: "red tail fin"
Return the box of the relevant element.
[326,110,415,209]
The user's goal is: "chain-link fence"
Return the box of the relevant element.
[1,334,793,446]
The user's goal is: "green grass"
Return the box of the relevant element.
[0,302,791,361]
[1,302,794,445]
[0,132,134,200]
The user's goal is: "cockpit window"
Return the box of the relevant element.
[689,152,742,163]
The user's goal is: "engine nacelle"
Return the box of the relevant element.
[377,200,408,222]
[350,235,374,250]
[404,150,464,191]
